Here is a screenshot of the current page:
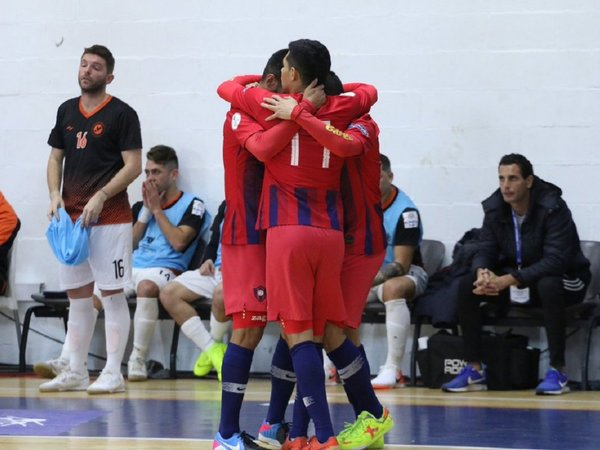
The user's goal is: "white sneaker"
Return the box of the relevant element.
[39,369,89,392]
[127,356,148,381]
[87,369,126,394]
[371,365,406,389]
[34,357,70,379]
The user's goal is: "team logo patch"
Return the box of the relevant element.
[348,122,369,138]
[191,199,205,217]
[231,112,241,130]
[402,210,419,229]
[254,285,267,302]
[345,234,355,245]
[92,122,105,137]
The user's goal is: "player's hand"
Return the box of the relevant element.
[302,79,326,109]
[199,259,215,276]
[261,95,298,121]
[81,191,106,227]
[47,192,65,221]
[143,180,163,214]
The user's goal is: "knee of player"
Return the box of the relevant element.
[382,277,414,301]
[231,326,264,349]
[137,280,160,298]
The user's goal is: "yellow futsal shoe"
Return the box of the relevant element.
[367,435,384,449]
[337,408,394,450]
[205,342,227,381]
[193,350,213,377]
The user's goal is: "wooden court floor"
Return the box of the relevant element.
[1,374,599,449]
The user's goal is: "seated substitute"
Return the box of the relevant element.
[442,153,591,395]
[125,145,208,381]
[159,200,230,381]
[368,153,428,389]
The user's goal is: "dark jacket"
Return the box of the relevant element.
[472,176,590,286]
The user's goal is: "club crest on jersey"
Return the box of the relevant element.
[92,122,105,137]
[231,112,242,130]
[253,285,267,302]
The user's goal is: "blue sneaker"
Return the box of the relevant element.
[257,420,290,449]
[213,431,267,450]
[441,364,487,392]
[536,368,570,395]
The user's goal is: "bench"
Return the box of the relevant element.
[409,240,600,390]
[18,292,213,378]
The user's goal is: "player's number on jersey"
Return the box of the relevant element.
[290,127,331,169]
[76,131,88,149]
[112,259,125,279]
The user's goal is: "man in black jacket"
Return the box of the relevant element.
[442,153,590,395]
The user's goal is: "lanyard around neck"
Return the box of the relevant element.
[511,210,523,269]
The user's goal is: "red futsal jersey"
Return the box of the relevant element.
[218,77,378,231]
[221,108,266,245]
[290,111,386,255]
[48,96,142,225]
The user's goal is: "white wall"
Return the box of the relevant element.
[1,1,599,378]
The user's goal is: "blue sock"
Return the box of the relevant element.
[219,343,254,439]
[266,336,296,424]
[328,338,383,418]
[289,389,310,439]
[290,341,334,443]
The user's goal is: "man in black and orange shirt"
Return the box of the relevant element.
[41,44,142,394]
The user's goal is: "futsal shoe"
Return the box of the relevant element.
[213,431,268,450]
[370,365,405,389]
[366,436,384,449]
[33,357,69,379]
[87,369,126,394]
[193,350,213,377]
[281,436,308,450]
[257,420,290,449]
[337,408,394,450]
[303,436,339,450]
[441,364,487,392]
[39,369,89,392]
[535,368,570,395]
[205,342,227,381]
[127,356,148,381]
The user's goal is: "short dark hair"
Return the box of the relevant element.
[380,154,391,173]
[147,145,178,169]
[262,49,287,82]
[82,45,115,74]
[499,153,534,178]
[287,39,331,87]
[324,71,343,95]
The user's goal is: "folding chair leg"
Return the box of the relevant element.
[582,316,599,391]
[170,324,181,379]
[410,318,423,386]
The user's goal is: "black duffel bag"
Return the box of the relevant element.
[417,330,465,388]
[482,330,540,390]
[418,329,539,390]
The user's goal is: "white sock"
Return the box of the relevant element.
[67,297,96,374]
[131,297,158,360]
[60,308,98,361]
[181,316,214,351]
[383,298,410,369]
[101,292,131,373]
[209,312,230,342]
